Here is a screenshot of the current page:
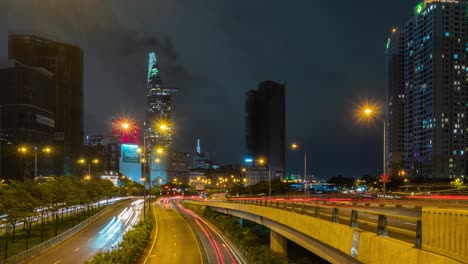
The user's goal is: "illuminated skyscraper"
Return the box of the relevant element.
[387,0,468,181]
[145,52,172,183]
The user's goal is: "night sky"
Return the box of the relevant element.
[0,1,417,179]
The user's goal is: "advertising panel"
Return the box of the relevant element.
[120,144,142,183]
[122,144,140,163]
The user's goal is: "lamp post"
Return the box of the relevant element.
[78,158,99,179]
[19,146,52,179]
[140,177,146,219]
[291,143,308,196]
[258,158,271,196]
[360,104,387,198]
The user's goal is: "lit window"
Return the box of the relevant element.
[454,54,459,59]
[445,32,450,37]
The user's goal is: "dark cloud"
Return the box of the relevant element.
[0,0,415,178]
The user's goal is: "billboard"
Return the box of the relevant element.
[122,144,140,163]
[120,144,142,183]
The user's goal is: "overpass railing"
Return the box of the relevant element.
[227,198,422,247]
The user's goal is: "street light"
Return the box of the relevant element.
[257,157,271,196]
[359,103,388,198]
[78,158,99,179]
[18,146,52,179]
[291,143,307,196]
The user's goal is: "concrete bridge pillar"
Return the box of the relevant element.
[238,218,244,227]
[270,230,287,257]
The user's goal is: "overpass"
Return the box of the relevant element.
[184,198,467,264]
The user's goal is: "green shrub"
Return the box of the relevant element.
[91,216,153,264]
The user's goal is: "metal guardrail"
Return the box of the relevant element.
[226,199,422,247]
[0,200,122,264]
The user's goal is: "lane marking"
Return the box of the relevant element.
[174,242,176,246]
[404,222,417,225]
[74,248,80,252]
[368,216,378,219]
[143,200,160,264]
[89,258,94,262]
[54,260,62,264]
[88,238,93,241]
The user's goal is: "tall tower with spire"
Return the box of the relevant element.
[145,52,173,184]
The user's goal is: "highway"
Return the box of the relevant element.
[24,198,143,264]
[142,197,204,264]
[173,198,247,264]
[142,197,247,264]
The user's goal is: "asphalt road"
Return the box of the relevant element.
[24,198,142,264]
[142,198,203,264]
[172,198,247,264]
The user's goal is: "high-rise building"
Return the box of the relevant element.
[111,119,139,145]
[0,60,56,180]
[245,80,285,181]
[145,52,173,183]
[386,29,405,178]
[9,33,84,176]
[387,0,468,181]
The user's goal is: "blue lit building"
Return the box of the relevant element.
[387,0,468,181]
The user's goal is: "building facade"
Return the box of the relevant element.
[145,52,173,183]
[168,151,191,185]
[387,0,468,181]
[9,33,84,176]
[386,29,405,178]
[0,60,56,180]
[245,80,285,180]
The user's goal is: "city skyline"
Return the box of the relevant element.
[0,1,418,178]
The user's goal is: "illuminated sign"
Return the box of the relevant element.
[122,144,140,163]
[415,3,424,14]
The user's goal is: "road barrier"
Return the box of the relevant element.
[422,207,468,263]
[229,199,420,245]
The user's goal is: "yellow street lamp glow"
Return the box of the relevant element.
[78,158,85,164]
[137,148,142,153]
[364,108,373,116]
[122,123,129,129]
[155,158,160,163]
[291,143,298,150]
[92,159,99,164]
[258,158,265,165]
[43,147,52,153]
[156,147,163,154]
[18,147,28,153]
